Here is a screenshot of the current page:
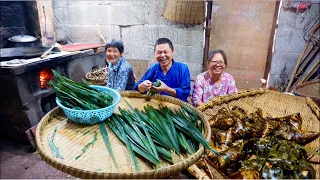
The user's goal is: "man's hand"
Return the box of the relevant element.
[151,80,177,97]
[151,80,168,93]
[138,80,152,93]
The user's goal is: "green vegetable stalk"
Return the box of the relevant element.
[48,126,64,159]
[75,131,98,160]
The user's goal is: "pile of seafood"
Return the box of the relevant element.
[195,106,320,179]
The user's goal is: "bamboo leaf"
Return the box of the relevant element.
[124,99,159,160]
[112,116,140,172]
[98,122,118,169]
[105,119,160,165]
[156,146,174,164]
[177,132,194,155]
[158,107,181,154]
[170,113,220,156]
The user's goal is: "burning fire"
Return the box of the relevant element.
[40,69,53,89]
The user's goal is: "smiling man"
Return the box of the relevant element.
[134,38,191,102]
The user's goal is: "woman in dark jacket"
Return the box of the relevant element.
[105,39,135,90]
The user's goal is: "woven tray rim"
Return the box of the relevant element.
[198,88,320,119]
[293,79,320,99]
[36,91,210,179]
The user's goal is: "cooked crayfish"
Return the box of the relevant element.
[228,137,315,179]
[202,106,319,179]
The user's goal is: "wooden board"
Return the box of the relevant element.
[61,44,105,52]
[36,0,56,46]
[210,1,277,89]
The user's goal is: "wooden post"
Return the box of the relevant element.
[24,1,41,43]
[35,0,56,46]
[263,1,280,88]
[203,1,213,72]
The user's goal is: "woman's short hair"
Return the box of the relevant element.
[208,49,227,66]
[154,38,174,51]
[105,39,124,54]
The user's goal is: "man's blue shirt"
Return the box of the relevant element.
[133,59,191,102]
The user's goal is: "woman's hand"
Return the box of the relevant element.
[195,101,204,107]
[138,80,152,93]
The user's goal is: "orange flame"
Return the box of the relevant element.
[40,69,53,89]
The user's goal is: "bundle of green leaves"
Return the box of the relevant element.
[49,70,113,110]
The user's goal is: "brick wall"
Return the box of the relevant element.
[269,2,320,90]
[0,1,40,48]
[52,1,204,78]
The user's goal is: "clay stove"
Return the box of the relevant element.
[0,49,106,141]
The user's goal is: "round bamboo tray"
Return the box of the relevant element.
[293,79,320,105]
[36,91,210,179]
[85,67,107,86]
[188,88,320,179]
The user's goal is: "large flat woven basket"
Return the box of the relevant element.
[293,79,320,105]
[188,88,320,179]
[36,91,210,179]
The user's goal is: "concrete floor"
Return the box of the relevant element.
[0,140,193,179]
[0,140,75,179]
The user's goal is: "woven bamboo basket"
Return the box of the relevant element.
[35,91,210,179]
[163,0,205,25]
[188,88,320,179]
[293,79,320,105]
[85,67,107,86]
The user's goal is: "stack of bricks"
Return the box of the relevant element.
[25,125,37,149]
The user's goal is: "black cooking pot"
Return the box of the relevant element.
[0,47,61,61]
[8,35,37,47]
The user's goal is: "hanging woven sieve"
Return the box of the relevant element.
[163,0,205,25]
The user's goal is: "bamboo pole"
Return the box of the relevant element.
[93,25,107,44]
[187,164,211,180]
[286,23,320,92]
[297,60,320,85]
[285,38,311,92]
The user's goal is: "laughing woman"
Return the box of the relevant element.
[105,39,135,90]
[191,50,237,107]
